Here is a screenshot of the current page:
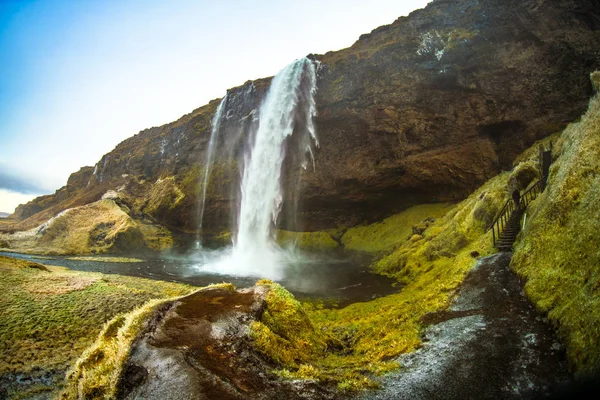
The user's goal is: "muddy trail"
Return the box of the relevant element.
[358,252,575,400]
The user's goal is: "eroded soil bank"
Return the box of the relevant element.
[358,253,572,400]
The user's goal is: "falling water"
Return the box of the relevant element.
[201,57,319,278]
[236,57,318,251]
[197,94,228,245]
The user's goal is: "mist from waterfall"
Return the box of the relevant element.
[197,94,228,247]
[199,57,319,279]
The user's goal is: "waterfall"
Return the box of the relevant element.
[197,94,228,245]
[201,57,319,278]
[236,57,318,252]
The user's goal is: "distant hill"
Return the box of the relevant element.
[0,212,10,218]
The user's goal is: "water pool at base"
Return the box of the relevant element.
[1,250,397,307]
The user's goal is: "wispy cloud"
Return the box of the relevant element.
[0,167,48,195]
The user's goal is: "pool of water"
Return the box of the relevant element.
[1,250,397,306]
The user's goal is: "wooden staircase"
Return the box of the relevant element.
[489,179,544,251]
[489,145,552,251]
[494,209,524,251]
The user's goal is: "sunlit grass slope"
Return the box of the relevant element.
[0,255,193,399]
[511,82,600,376]
[340,203,456,253]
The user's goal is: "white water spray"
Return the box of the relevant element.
[197,94,228,243]
[201,57,319,279]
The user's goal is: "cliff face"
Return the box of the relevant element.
[10,0,600,239]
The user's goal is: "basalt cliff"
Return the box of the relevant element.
[5,0,600,251]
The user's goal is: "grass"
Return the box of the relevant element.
[2,199,143,255]
[1,197,175,255]
[511,89,600,376]
[276,230,340,251]
[250,280,330,366]
[340,203,455,253]
[60,298,173,400]
[60,282,234,400]
[0,255,194,399]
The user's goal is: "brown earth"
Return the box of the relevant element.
[115,287,336,400]
[7,0,600,242]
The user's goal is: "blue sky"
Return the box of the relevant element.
[0,0,429,214]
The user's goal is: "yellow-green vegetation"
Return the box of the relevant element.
[60,298,172,400]
[143,176,185,218]
[61,282,233,400]
[511,88,600,376]
[513,132,560,166]
[40,199,144,254]
[66,256,144,263]
[506,160,540,193]
[137,220,174,251]
[255,150,549,389]
[340,203,454,253]
[1,197,175,255]
[303,175,511,389]
[248,170,534,389]
[276,230,339,251]
[0,255,193,399]
[250,280,330,367]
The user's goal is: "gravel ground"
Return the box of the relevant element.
[357,252,573,400]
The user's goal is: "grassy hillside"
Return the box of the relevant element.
[0,256,193,399]
[511,79,600,376]
[0,198,173,256]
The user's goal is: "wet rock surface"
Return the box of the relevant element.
[358,252,572,400]
[117,286,336,400]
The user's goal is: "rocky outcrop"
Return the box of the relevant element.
[65,285,336,400]
[10,0,600,239]
[1,197,173,255]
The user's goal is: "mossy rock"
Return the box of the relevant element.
[275,230,339,251]
[340,203,455,253]
[250,281,329,367]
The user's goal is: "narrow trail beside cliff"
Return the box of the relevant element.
[358,252,572,400]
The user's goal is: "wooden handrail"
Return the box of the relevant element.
[488,178,544,247]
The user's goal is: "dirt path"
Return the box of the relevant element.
[357,252,573,400]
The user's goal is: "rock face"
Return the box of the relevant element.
[10,0,600,239]
[117,286,334,400]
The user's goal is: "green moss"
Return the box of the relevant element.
[250,281,329,366]
[511,91,600,376]
[340,203,455,253]
[247,172,517,389]
[276,230,339,251]
[509,160,540,191]
[61,298,176,400]
[144,176,185,218]
[375,174,507,278]
[0,255,193,399]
